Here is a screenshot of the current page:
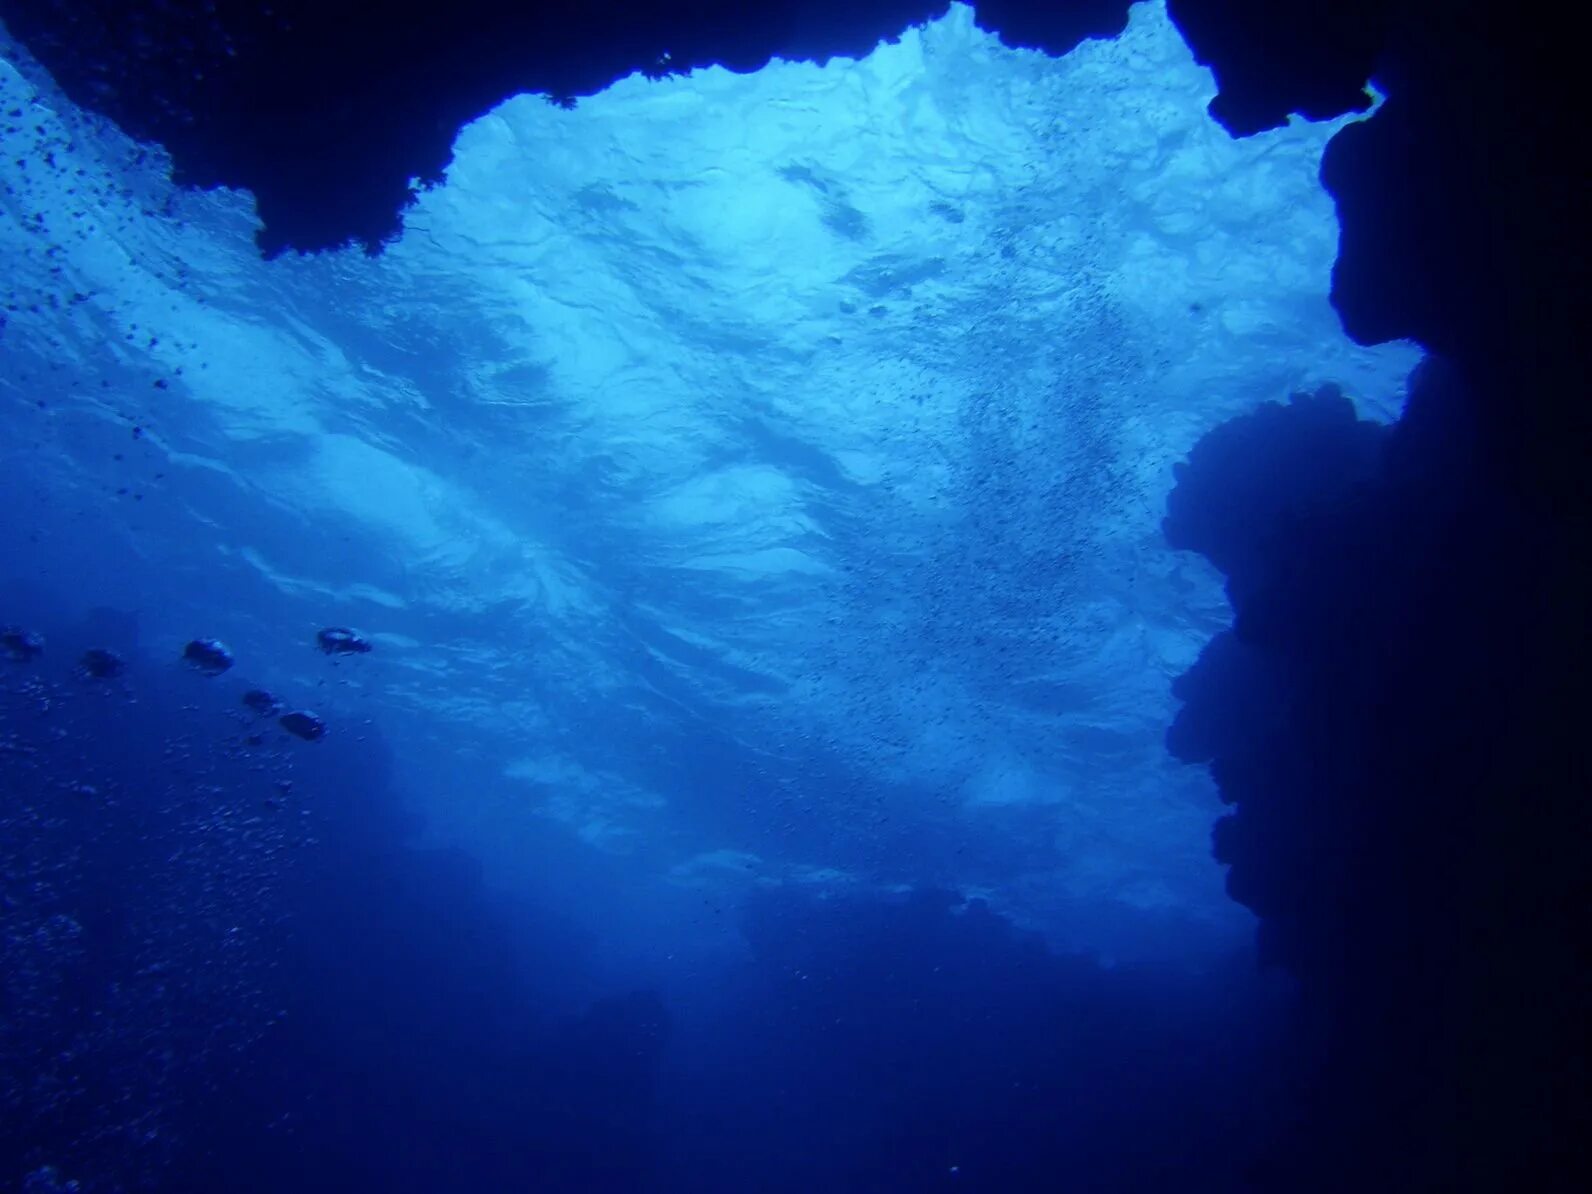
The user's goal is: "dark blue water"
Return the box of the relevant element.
[0,621,1294,1191]
[0,4,1459,1191]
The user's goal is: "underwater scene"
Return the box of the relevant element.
[3,0,1581,1191]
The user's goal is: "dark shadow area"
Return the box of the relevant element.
[662,886,1294,1194]
[1161,3,1588,1188]
[1166,370,1589,1190]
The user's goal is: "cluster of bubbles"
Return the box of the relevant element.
[0,619,372,1189]
[4,624,373,741]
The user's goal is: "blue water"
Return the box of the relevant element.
[1,3,1420,1190]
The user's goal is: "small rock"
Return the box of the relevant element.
[316,627,371,655]
[79,648,125,678]
[183,638,233,675]
[1,626,44,661]
[279,710,326,741]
